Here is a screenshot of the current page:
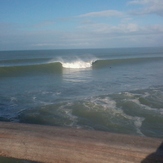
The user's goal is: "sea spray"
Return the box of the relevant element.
[61,60,92,69]
[56,56,97,69]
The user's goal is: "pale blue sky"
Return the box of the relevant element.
[0,0,163,50]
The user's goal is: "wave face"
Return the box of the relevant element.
[0,62,62,77]
[92,57,163,68]
[0,55,97,77]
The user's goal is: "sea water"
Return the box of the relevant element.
[0,47,163,138]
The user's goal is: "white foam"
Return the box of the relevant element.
[129,98,160,112]
[56,56,97,69]
[61,60,92,69]
[134,117,145,136]
[48,55,98,69]
[10,97,17,102]
[124,92,135,97]
[58,102,79,127]
[89,97,145,136]
[88,97,117,111]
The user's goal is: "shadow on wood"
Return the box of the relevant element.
[0,156,38,163]
[141,142,163,163]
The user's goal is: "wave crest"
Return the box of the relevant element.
[61,60,93,69]
[56,56,97,69]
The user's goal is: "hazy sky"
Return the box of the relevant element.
[0,0,163,50]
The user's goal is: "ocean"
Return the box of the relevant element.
[0,47,163,138]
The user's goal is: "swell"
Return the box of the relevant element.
[0,57,162,77]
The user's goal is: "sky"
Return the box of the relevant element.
[0,0,163,50]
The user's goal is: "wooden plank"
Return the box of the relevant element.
[0,122,162,163]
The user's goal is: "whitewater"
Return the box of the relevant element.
[49,56,97,69]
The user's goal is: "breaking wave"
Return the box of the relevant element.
[61,60,92,69]
[54,56,97,69]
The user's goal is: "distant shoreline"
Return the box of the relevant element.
[0,122,162,163]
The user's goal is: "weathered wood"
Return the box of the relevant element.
[0,122,162,163]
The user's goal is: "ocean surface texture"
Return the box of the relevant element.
[0,47,163,138]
